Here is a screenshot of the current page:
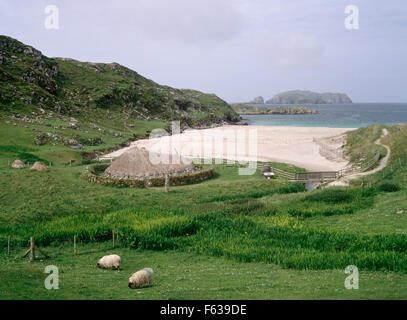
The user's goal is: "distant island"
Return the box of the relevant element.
[266,90,352,104]
[231,104,318,115]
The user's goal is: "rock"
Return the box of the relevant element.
[250,96,264,104]
[396,210,405,215]
[87,137,104,146]
[68,139,84,150]
[30,161,48,171]
[12,160,25,169]
[34,133,48,145]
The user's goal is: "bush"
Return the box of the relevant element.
[377,183,401,193]
[205,183,305,203]
[17,152,46,164]
[89,163,110,174]
[305,188,353,203]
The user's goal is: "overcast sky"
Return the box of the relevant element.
[1,0,406,102]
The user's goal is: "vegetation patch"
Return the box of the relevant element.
[377,183,401,193]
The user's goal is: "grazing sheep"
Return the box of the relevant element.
[97,254,121,270]
[128,268,154,288]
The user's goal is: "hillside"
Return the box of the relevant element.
[0,35,239,127]
[266,90,352,104]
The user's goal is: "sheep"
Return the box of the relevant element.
[128,268,154,288]
[97,254,121,270]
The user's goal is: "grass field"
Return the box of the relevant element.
[1,243,406,300]
[1,116,407,300]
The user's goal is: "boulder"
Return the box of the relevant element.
[12,159,25,169]
[34,133,48,145]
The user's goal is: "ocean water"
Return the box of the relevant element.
[241,103,407,128]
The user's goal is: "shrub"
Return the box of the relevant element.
[377,183,401,193]
[305,188,354,203]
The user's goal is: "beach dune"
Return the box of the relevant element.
[102,125,355,172]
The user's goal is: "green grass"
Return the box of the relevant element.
[1,242,406,300]
[1,120,407,299]
[345,124,388,169]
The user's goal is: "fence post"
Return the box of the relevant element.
[112,230,115,248]
[165,175,169,193]
[30,237,35,262]
[74,236,77,255]
[8,236,10,255]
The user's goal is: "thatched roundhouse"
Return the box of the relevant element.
[104,147,195,179]
[30,161,48,171]
[12,159,25,169]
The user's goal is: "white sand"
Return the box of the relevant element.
[101,125,356,171]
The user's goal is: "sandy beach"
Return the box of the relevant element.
[102,125,356,171]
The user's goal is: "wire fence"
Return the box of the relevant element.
[3,231,119,261]
[357,154,407,187]
[313,137,344,161]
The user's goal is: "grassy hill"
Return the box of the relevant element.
[0,35,239,128]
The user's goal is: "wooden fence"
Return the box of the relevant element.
[6,230,118,261]
[313,137,344,161]
[361,151,381,172]
[265,166,338,182]
[294,171,339,182]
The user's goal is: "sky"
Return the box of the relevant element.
[1,0,406,103]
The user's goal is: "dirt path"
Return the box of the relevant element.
[329,128,390,186]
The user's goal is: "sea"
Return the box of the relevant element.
[241,103,407,128]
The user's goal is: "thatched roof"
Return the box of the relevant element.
[30,161,48,171]
[12,159,25,169]
[104,147,195,179]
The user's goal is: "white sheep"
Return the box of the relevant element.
[97,254,121,270]
[128,268,154,288]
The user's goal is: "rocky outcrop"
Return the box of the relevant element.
[266,90,352,104]
[250,96,264,104]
